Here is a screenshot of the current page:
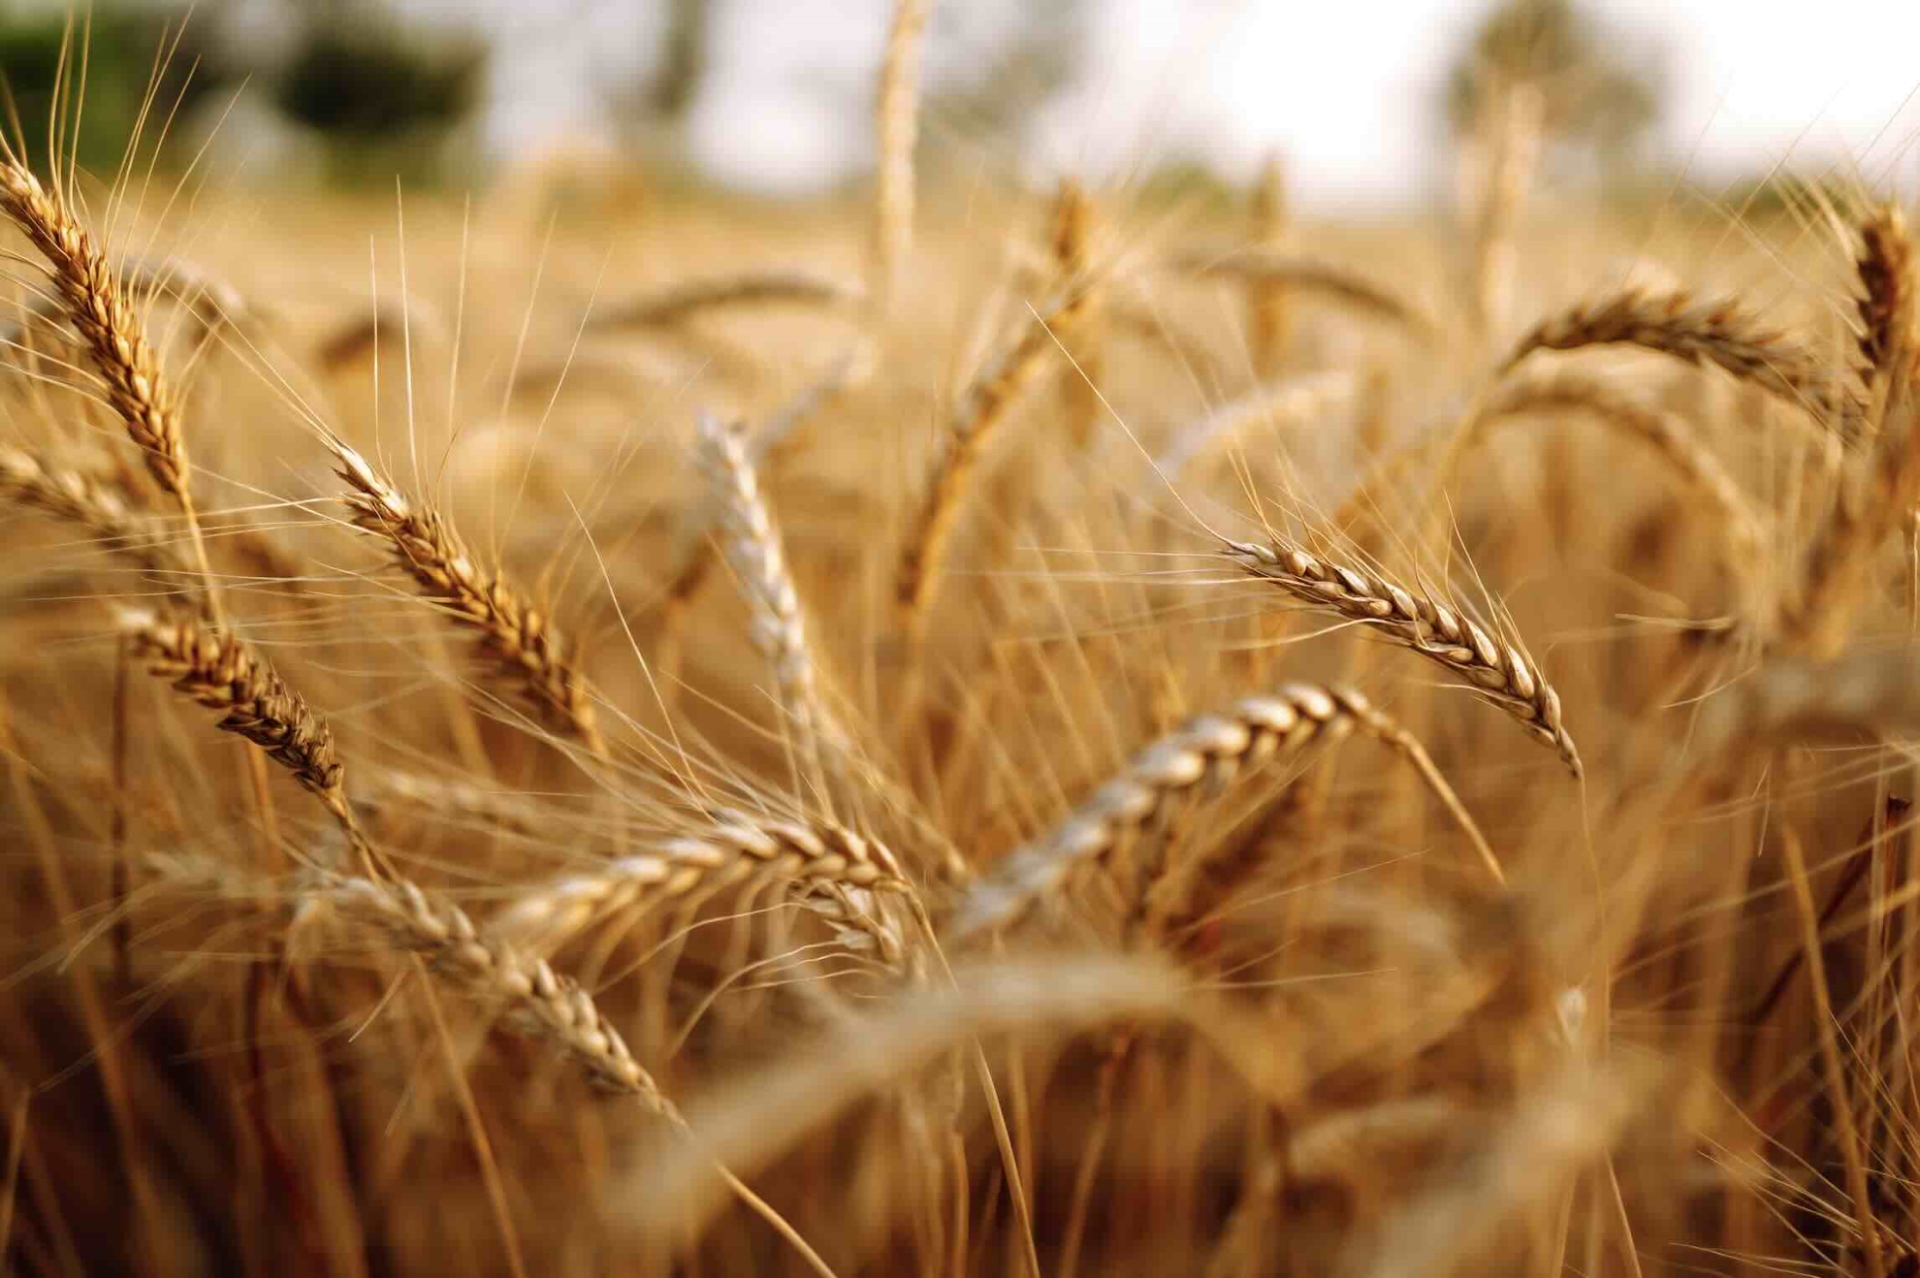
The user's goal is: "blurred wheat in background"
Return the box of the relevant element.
[3,0,1920,1274]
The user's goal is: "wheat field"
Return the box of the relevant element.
[1,11,1918,1277]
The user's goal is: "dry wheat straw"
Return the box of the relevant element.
[697,412,849,770]
[1169,250,1435,338]
[948,684,1496,938]
[0,161,222,620]
[1247,153,1290,378]
[1501,288,1836,416]
[0,447,182,582]
[1223,536,1581,775]
[327,439,607,757]
[121,610,375,868]
[896,289,1080,637]
[495,810,908,944]
[592,270,863,331]
[869,0,928,318]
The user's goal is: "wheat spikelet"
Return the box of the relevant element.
[0,160,222,621]
[895,289,1079,637]
[1501,288,1835,416]
[326,438,607,758]
[0,446,183,582]
[947,684,1494,938]
[1169,249,1435,338]
[869,0,927,318]
[121,610,374,868]
[696,412,849,770]
[1697,647,1920,754]
[494,810,909,946]
[1223,536,1581,775]
[592,269,863,332]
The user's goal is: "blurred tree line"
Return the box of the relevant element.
[0,0,1696,197]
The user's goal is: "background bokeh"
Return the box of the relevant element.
[3,0,1918,206]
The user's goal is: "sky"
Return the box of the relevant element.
[396,0,1920,206]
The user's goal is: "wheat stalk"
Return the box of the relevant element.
[869,0,928,318]
[1501,288,1837,418]
[895,289,1080,639]
[326,438,607,758]
[1223,536,1581,775]
[0,161,223,622]
[494,810,909,946]
[946,684,1496,938]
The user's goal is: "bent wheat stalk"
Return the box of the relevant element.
[947,683,1497,938]
[1223,536,1581,775]
[1501,288,1836,419]
[327,438,607,758]
[896,289,1080,640]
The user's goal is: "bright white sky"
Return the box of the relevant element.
[456,0,1920,206]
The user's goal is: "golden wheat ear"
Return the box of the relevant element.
[0,161,225,620]
[1223,536,1580,776]
[324,436,608,758]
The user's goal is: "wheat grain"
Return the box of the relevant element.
[494,810,909,947]
[947,684,1495,938]
[1223,536,1581,775]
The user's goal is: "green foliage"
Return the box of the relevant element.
[273,19,486,144]
[1444,0,1664,157]
[0,7,220,175]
